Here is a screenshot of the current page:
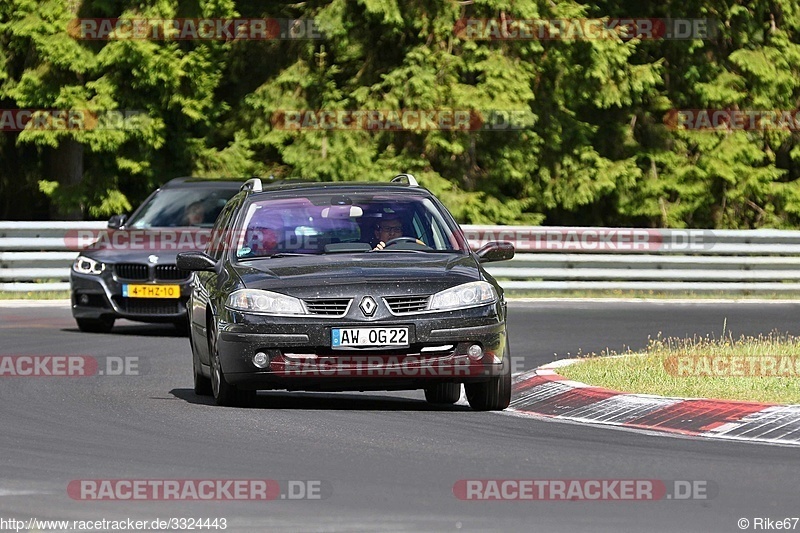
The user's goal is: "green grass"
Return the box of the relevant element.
[557,332,800,404]
[505,289,800,300]
[0,291,70,300]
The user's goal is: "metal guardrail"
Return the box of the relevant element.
[3,222,800,293]
[0,222,106,291]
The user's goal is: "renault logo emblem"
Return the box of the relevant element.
[359,296,377,317]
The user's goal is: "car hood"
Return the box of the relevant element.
[234,253,484,297]
[74,229,211,264]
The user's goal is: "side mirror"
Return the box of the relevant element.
[107,214,127,229]
[476,241,515,263]
[177,251,217,272]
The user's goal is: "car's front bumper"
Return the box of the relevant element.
[70,271,190,323]
[215,304,509,391]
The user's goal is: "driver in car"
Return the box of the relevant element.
[182,201,206,226]
[371,214,425,250]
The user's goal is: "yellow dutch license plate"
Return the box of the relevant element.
[122,284,180,299]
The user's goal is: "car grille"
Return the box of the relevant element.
[113,297,182,315]
[384,295,430,315]
[114,263,189,281]
[155,265,190,281]
[114,263,149,280]
[304,298,351,317]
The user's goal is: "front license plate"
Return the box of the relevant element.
[122,284,180,299]
[332,327,409,348]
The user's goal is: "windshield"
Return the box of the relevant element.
[235,192,467,259]
[126,188,239,229]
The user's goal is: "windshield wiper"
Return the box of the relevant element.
[370,248,462,254]
[370,249,429,253]
[240,252,311,260]
[266,253,313,258]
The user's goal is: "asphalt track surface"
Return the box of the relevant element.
[1,300,799,532]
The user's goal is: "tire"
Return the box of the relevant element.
[193,348,212,396]
[76,317,115,333]
[465,343,512,411]
[424,383,461,404]
[208,321,253,407]
[189,317,212,395]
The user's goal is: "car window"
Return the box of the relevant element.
[126,188,239,229]
[235,192,467,259]
[208,197,241,261]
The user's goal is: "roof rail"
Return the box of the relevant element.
[390,173,419,187]
[241,178,263,193]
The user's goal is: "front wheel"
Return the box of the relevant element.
[424,383,461,404]
[208,322,253,407]
[465,345,512,411]
[76,317,115,333]
[193,349,212,396]
[189,321,212,396]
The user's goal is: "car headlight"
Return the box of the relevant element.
[226,289,306,315]
[428,281,497,311]
[72,255,105,275]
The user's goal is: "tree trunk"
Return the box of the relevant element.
[47,138,84,220]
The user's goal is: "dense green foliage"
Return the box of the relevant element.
[1,0,799,227]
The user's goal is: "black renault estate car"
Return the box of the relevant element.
[177,175,515,410]
[70,178,244,333]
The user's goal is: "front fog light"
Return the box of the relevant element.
[468,344,483,360]
[253,352,269,369]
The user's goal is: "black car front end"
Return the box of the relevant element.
[70,250,193,327]
[213,276,509,393]
[69,178,244,332]
[181,178,516,409]
[184,248,511,401]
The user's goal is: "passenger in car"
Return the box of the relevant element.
[240,211,283,257]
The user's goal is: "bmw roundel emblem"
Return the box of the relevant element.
[148,255,159,264]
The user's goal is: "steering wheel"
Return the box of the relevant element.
[383,237,420,247]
